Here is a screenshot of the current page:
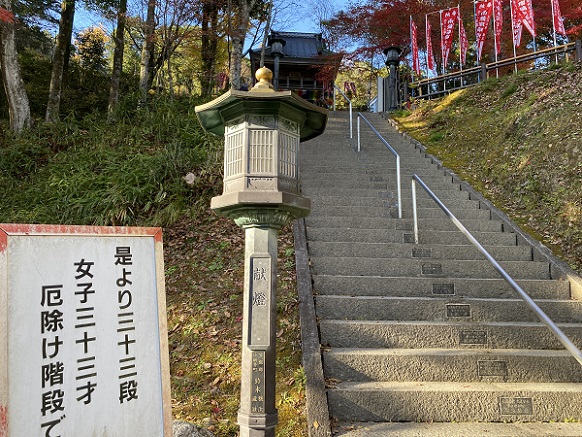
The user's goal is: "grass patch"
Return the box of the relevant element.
[395,63,582,273]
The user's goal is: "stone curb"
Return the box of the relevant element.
[293,218,332,437]
[172,421,215,437]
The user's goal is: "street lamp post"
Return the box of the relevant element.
[383,46,402,111]
[195,67,327,437]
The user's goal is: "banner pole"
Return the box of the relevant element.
[510,0,518,73]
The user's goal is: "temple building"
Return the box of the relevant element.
[249,31,342,107]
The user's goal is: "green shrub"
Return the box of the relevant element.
[0,94,223,226]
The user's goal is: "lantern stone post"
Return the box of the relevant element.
[383,46,402,111]
[195,67,327,437]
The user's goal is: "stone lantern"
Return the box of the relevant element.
[195,67,327,437]
[268,35,286,90]
[383,46,402,110]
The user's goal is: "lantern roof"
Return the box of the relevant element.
[195,73,328,142]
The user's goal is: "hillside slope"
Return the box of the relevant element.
[396,62,582,273]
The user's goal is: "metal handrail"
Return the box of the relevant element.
[411,174,582,366]
[333,84,353,139]
[357,113,402,219]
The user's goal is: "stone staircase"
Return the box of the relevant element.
[297,111,582,436]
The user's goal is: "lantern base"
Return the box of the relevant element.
[211,191,310,227]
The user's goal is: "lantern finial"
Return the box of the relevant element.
[252,67,275,92]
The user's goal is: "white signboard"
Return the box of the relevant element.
[0,224,171,437]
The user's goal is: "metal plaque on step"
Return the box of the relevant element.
[478,360,508,377]
[422,263,443,275]
[432,283,455,295]
[403,233,415,243]
[412,248,432,258]
[459,330,488,345]
[499,397,533,416]
[446,303,471,318]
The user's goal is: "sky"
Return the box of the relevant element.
[73,0,352,39]
[272,0,350,33]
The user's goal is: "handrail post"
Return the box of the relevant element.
[357,112,402,219]
[333,84,353,140]
[349,101,353,139]
[357,114,361,152]
[396,155,402,219]
[412,178,418,242]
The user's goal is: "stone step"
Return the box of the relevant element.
[306,195,479,209]
[318,320,582,350]
[302,187,471,200]
[299,174,459,188]
[303,170,442,183]
[323,348,582,383]
[305,217,502,232]
[315,296,582,323]
[312,275,570,299]
[354,151,429,161]
[306,228,517,246]
[310,257,550,279]
[307,242,531,261]
[300,164,443,174]
[333,421,582,437]
[308,205,493,220]
[328,381,582,422]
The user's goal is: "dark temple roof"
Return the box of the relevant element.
[250,31,335,65]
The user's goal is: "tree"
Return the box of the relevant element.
[227,0,269,89]
[0,2,31,132]
[201,0,220,95]
[75,26,108,72]
[139,0,155,100]
[45,0,76,123]
[108,0,127,116]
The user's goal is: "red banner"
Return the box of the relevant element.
[475,0,493,61]
[411,17,420,75]
[460,18,468,66]
[440,7,459,68]
[513,0,536,43]
[551,0,567,36]
[511,0,523,46]
[494,0,503,54]
[426,18,436,71]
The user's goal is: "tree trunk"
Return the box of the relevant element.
[229,0,252,90]
[139,0,156,102]
[108,0,128,118]
[201,0,218,96]
[45,0,76,123]
[0,1,31,132]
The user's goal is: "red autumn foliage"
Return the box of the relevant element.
[0,7,16,23]
[325,0,582,64]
